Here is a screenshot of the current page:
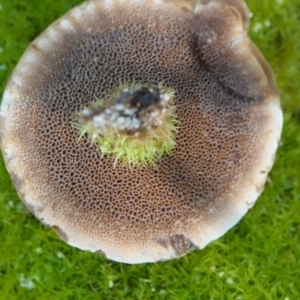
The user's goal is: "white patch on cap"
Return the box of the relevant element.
[131,0,143,4]
[34,28,58,51]
[10,74,23,87]
[47,27,60,42]
[16,52,40,78]
[70,6,85,20]
[103,0,115,9]
[154,0,164,5]
[86,1,97,13]
[17,64,34,77]
[22,52,39,64]
[268,98,284,137]
[59,19,74,31]
[194,3,204,13]
[0,89,12,120]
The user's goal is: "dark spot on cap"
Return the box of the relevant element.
[129,87,160,112]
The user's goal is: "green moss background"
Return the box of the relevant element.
[0,0,299,299]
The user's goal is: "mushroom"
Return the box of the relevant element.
[0,0,282,264]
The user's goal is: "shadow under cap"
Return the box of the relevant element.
[0,0,282,263]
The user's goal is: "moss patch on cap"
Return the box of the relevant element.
[73,83,178,167]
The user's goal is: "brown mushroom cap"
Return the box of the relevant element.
[0,0,282,263]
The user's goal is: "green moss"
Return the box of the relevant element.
[0,0,300,299]
[73,84,178,168]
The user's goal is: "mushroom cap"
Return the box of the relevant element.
[0,0,282,263]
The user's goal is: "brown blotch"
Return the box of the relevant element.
[170,234,197,257]
[96,249,107,257]
[31,43,42,53]
[52,225,69,242]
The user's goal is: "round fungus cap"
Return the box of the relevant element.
[0,0,283,263]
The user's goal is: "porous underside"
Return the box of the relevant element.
[0,0,282,263]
